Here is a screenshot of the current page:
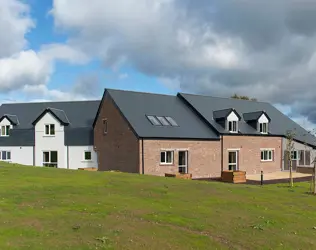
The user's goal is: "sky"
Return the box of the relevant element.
[1,0,316,130]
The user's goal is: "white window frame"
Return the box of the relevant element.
[259,122,268,134]
[43,151,58,168]
[261,149,274,162]
[83,151,92,161]
[0,151,11,161]
[228,150,239,171]
[44,124,55,136]
[0,125,10,137]
[291,150,299,160]
[160,150,174,165]
[228,120,238,133]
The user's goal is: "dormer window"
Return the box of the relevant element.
[228,121,238,133]
[213,108,241,134]
[243,111,271,134]
[259,122,268,134]
[0,125,10,136]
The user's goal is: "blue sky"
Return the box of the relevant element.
[24,0,176,98]
[1,0,316,129]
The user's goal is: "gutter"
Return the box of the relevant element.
[141,138,145,174]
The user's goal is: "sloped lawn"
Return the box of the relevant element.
[0,163,316,249]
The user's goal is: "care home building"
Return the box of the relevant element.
[93,89,316,179]
[0,100,100,169]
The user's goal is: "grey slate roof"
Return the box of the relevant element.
[178,93,316,147]
[32,108,70,125]
[0,100,100,146]
[213,108,241,120]
[106,89,219,139]
[243,111,270,122]
[4,114,19,125]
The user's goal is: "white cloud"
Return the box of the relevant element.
[51,0,316,127]
[118,73,129,80]
[0,0,34,57]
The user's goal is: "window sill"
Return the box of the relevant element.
[160,163,174,166]
[261,160,273,162]
[43,135,56,137]
[81,160,93,163]
[0,135,9,137]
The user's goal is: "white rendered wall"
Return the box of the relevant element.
[0,118,13,129]
[67,146,97,170]
[227,111,239,121]
[0,146,33,165]
[34,112,66,168]
[258,114,269,123]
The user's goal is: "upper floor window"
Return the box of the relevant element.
[228,121,238,133]
[45,124,55,136]
[103,119,108,135]
[0,125,10,136]
[259,122,268,134]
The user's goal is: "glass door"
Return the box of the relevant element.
[178,151,188,174]
[228,151,238,171]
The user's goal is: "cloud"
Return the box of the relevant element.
[0,0,34,58]
[118,73,128,80]
[51,0,316,127]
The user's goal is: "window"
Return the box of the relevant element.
[0,125,10,136]
[146,115,161,126]
[0,151,11,161]
[228,121,238,133]
[156,116,170,126]
[259,123,268,134]
[299,150,311,166]
[43,151,58,167]
[45,124,55,135]
[228,151,238,171]
[291,151,299,160]
[261,150,274,161]
[160,151,174,164]
[84,151,92,161]
[103,119,108,134]
[165,116,178,127]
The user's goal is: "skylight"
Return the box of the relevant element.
[146,115,161,126]
[165,116,178,127]
[156,116,170,126]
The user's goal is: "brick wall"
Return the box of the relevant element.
[94,93,140,173]
[140,139,221,178]
[223,136,282,174]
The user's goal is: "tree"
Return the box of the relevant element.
[285,130,296,188]
[231,94,257,101]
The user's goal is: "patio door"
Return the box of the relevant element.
[178,151,188,174]
[43,151,58,168]
[228,151,238,171]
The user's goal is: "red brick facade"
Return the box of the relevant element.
[222,135,283,174]
[94,93,140,173]
[139,139,221,178]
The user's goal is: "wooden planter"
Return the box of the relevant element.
[221,170,246,183]
[78,167,97,171]
[165,173,192,180]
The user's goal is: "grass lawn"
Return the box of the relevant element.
[1,163,316,249]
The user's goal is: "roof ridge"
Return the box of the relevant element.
[106,88,174,97]
[179,92,269,104]
[1,100,100,105]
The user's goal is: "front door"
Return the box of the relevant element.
[228,151,238,171]
[178,151,188,174]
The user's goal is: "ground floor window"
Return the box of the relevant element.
[299,150,311,166]
[43,151,58,168]
[160,151,174,164]
[178,151,188,174]
[261,150,274,162]
[228,151,238,171]
[0,151,11,161]
[291,150,299,160]
[84,151,92,161]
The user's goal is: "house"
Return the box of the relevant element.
[0,100,100,169]
[93,89,316,178]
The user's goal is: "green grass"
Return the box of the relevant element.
[1,162,316,249]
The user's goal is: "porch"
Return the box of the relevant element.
[246,171,312,184]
